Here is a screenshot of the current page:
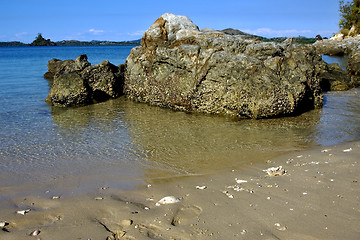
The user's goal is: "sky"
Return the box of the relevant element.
[0,0,342,43]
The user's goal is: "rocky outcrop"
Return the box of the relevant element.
[314,36,360,56]
[124,13,323,119]
[348,45,360,75]
[314,36,360,89]
[45,55,124,107]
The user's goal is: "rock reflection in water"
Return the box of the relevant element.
[123,101,321,175]
[50,96,321,179]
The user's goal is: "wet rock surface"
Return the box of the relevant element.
[45,54,124,107]
[124,13,324,119]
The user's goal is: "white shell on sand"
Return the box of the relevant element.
[155,196,180,206]
[195,185,207,190]
[0,221,8,227]
[17,209,31,215]
[343,148,352,152]
[235,179,248,184]
[30,230,41,236]
[263,166,286,176]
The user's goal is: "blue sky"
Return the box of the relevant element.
[1,0,341,43]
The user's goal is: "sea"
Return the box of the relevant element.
[0,46,359,199]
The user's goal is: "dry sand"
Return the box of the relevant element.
[0,141,359,239]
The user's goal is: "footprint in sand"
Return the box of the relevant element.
[171,205,202,226]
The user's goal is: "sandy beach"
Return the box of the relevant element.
[0,141,359,240]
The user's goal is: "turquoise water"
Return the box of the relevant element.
[0,46,359,197]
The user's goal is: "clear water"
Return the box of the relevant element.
[0,47,359,197]
[322,54,348,71]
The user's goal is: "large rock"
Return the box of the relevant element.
[45,55,124,107]
[124,13,323,119]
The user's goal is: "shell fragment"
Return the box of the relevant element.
[235,179,248,184]
[17,209,31,215]
[30,230,41,236]
[0,221,8,227]
[263,166,286,176]
[155,196,180,206]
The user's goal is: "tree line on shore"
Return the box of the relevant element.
[0,33,141,47]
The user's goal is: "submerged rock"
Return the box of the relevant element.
[125,13,324,119]
[319,62,353,91]
[45,54,124,107]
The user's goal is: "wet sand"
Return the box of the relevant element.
[0,141,359,240]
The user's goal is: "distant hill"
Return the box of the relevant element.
[0,41,27,47]
[220,28,263,40]
[220,28,316,44]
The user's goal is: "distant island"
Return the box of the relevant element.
[0,31,317,47]
[0,33,141,47]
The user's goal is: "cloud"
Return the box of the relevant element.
[127,30,145,37]
[15,32,28,38]
[243,28,313,37]
[88,29,104,35]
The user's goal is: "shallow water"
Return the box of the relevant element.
[0,47,359,198]
[322,54,348,71]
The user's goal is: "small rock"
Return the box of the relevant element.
[119,219,133,227]
[321,149,331,152]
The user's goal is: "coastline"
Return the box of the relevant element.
[0,141,359,239]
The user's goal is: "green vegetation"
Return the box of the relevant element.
[0,33,141,47]
[30,33,56,46]
[339,0,360,36]
[0,41,27,47]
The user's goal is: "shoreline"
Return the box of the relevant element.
[0,141,359,239]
